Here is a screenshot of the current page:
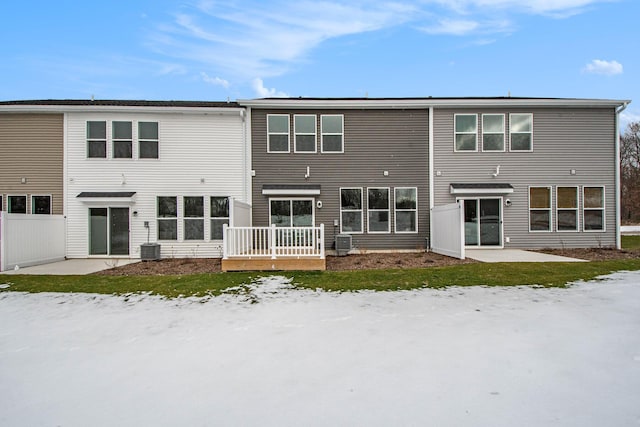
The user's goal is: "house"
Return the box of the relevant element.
[0,103,64,215]
[63,100,251,259]
[239,97,629,262]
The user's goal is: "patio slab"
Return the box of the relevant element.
[466,249,586,263]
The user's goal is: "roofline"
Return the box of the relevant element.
[0,99,244,114]
[238,97,631,109]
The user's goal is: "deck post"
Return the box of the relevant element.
[319,223,325,259]
[270,224,277,259]
[222,223,229,259]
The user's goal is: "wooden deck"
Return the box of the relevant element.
[221,257,326,272]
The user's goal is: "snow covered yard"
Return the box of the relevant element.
[1,272,639,427]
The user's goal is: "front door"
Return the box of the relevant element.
[89,207,130,255]
[462,198,502,247]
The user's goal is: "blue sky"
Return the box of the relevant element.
[1,0,638,127]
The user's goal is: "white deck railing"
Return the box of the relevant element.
[223,224,325,259]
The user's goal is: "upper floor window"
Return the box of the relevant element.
[87,121,107,158]
[321,115,344,153]
[139,122,159,159]
[395,187,418,233]
[7,195,27,214]
[113,121,133,159]
[557,186,578,231]
[368,188,390,233]
[294,115,317,153]
[510,113,533,151]
[340,188,363,233]
[267,114,290,153]
[210,197,229,240]
[482,114,505,151]
[583,186,605,231]
[529,186,551,231]
[32,195,51,215]
[454,114,477,151]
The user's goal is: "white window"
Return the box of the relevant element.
[184,196,204,240]
[87,121,107,158]
[510,113,533,151]
[7,195,27,214]
[340,188,362,233]
[367,188,390,233]
[454,114,477,152]
[395,187,417,233]
[529,186,551,231]
[583,186,605,231]
[157,196,177,240]
[270,199,314,227]
[321,115,344,153]
[139,122,159,159]
[210,197,229,240]
[294,115,316,153]
[112,121,132,158]
[267,114,290,153]
[482,114,505,151]
[31,195,51,215]
[557,187,578,232]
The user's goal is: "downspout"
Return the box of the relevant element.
[428,106,434,250]
[615,101,630,249]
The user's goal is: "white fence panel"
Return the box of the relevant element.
[0,212,66,271]
[431,203,465,259]
[231,199,251,227]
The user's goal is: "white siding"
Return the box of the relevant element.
[65,110,249,258]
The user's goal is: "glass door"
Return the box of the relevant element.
[89,207,129,255]
[462,198,502,247]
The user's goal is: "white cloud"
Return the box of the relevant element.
[583,59,623,76]
[421,19,479,35]
[620,109,640,130]
[201,72,229,88]
[252,78,288,98]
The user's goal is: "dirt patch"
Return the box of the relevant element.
[95,251,474,276]
[95,247,639,276]
[536,247,640,261]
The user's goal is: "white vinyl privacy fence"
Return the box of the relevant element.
[0,212,66,271]
[430,203,465,259]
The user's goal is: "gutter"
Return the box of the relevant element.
[615,100,631,249]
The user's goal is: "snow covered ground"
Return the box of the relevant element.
[1,272,639,427]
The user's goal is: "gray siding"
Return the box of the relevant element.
[433,107,617,248]
[251,109,430,250]
[0,113,64,214]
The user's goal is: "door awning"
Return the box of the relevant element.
[450,183,514,195]
[77,191,137,204]
[262,184,321,196]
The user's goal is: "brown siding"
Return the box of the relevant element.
[0,113,64,214]
[251,108,430,250]
[433,107,617,248]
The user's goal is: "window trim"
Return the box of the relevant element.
[7,194,27,214]
[31,194,52,215]
[367,187,391,234]
[454,113,478,152]
[340,187,363,234]
[183,196,205,241]
[269,197,316,227]
[556,186,579,232]
[321,114,344,154]
[210,196,230,241]
[293,114,317,153]
[86,120,107,159]
[157,196,178,241]
[138,121,159,160]
[267,114,290,153]
[481,113,506,152]
[583,186,606,232]
[394,187,418,234]
[528,186,552,232]
[509,113,534,152]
